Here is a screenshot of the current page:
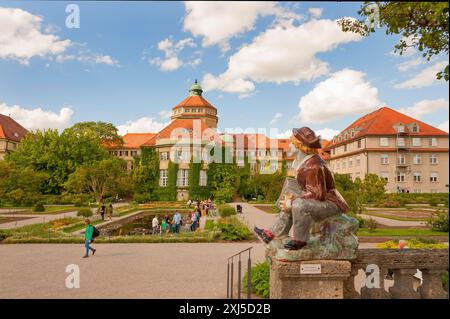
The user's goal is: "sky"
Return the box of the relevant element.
[0,1,448,140]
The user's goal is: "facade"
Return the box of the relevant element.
[324,107,449,193]
[0,114,28,160]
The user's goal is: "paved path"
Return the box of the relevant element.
[0,243,265,299]
[229,202,277,231]
[360,214,427,227]
[0,211,79,230]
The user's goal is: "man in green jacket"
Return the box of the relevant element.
[83,219,96,258]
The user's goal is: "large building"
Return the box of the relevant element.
[324,107,449,193]
[0,114,28,160]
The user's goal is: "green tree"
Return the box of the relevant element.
[360,173,387,204]
[207,146,238,203]
[65,158,131,203]
[67,121,123,146]
[132,147,160,195]
[339,2,449,80]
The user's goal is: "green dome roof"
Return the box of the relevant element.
[189,79,203,96]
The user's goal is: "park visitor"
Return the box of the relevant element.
[83,219,97,258]
[152,215,159,234]
[100,202,106,221]
[109,203,113,221]
[190,212,197,231]
[161,219,167,234]
[173,211,181,233]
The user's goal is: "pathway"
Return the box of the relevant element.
[360,214,427,228]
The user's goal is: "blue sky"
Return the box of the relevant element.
[0,1,448,139]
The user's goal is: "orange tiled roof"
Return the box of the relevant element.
[105,133,156,149]
[230,133,284,150]
[173,95,216,110]
[325,106,449,149]
[0,114,28,142]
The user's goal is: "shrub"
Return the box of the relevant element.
[33,204,45,212]
[218,204,236,217]
[365,218,378,232]
[377,238,448,249]
[216,218,252,241]
[77,208,93,217]
[133,193,152,204]
[242,262,270,298]
[382,201,401,208]
[428,197,439,207]
[427,211,449,232]
[348,212,365,228]
[204,219,215,230]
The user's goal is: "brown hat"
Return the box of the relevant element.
[292,127,321,149]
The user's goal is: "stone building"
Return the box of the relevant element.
[0,114,28,160]
[324,107,449,193]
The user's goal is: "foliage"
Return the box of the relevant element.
[365,217,378,232]
[348,212,365,228]
[240,172,285,202]
[6,128,109,194]
[67,121,123,146]
[377,237,448,249]
[334,174,363,213]
[65,158,132,202]
[360,174,387,203]
[218,204,236,217]
[427,211,449,232]
[242,262,270,298]
[216,217,252,241]
[427,197,439,207]
[188,159,211,200]
[204,219,215,230]
[380,193,448,206]
[339,2,449,81]
[152,161,178,201]
[207,147,238,203]
[132,147,160,196]
[33,204,45,212]
[382,201,402,208]
[77,208,93,217]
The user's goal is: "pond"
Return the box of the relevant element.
[111,212,195,236]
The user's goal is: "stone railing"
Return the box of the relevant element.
[344,249,449,299]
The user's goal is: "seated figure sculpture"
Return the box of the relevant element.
[255,127,355,253]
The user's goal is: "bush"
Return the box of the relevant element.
[77,208,93,217]
[216,218,252,241]
[33,204,45,212]
[133,193,152,204]
[242,262,270,298]
[204,219,215,230]
[427,211,449,232]
[382,201,401,208]
[348,212,365,228]
[428,197,439,207]
[365,218,378,232]
[218,204,236,217]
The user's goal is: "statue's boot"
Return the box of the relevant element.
[254,227,274,244]
[284,239,307,250]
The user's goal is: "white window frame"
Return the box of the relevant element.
[380,154,389,165]
[430,172,438,183]
[429,137,438,147]
[412,138,421,147]
[397,172,406,182]
[397,137,406,147]
[380,137,389,147]
[413,154,421,165]
[380,172,389,182]
[429,154,438,165]
[398,154,406,165]
[413,172,421,183]
[159,169,168,187]
[177,169,189,187]
[199,170,207,186]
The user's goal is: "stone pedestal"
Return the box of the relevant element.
[270,259,351,299]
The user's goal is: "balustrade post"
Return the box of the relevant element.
[418,269,448,299]
[361,267,390,299]
[389,268,420,299]
[343,266,360,299]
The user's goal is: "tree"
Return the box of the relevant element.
[132,147,160,195]
[360,173,387,203]
[67,121,123,146]
[7,128,109,194]
[207,147,238,203]
[339,2,449,80]
[65,158,131,203]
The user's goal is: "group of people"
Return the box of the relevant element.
[187,198,216,217]
[100,202,114,221]
[151,211,183,235]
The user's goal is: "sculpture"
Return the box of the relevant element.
[254,127,358,260]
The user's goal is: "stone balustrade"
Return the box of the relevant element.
[344,249,449,299]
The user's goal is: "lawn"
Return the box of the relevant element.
[253,205,279,214]
[357,228,448,237]
[363,212,430,222]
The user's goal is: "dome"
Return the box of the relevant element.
[189,79,203,96]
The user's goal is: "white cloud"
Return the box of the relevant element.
[150,37,198,71]
[308,8,323,18]
[298,69,381,124]
[55,52,119,66]
[270,112,283,125]
[438,120,449,133]
[396,58,425,72]
[275,129,291,139]
[0,102,73,131]
[117,117,168,135]
[394,61,447,89]
[390,35,418,57]
[202,18,362,94]
[399,99,448,119]
[183,1,292,51]
[315,128,339,141]
[158,109,172,119]
[0,7,71,64]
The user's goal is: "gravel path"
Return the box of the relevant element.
[360,214,427,227]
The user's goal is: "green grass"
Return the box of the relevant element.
[358,228,449,237]
[363,212,430,222]
[204,219,215,230]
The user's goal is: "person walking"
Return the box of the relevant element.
[152,215,159,234]
[83,219,96,258]
[108,203,113,221]
[173,211,182,233]
[161,218,167,234]
[100,202,106,221]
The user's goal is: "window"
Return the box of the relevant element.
[342,161,347,169]
[124,151,129,157]
[248,150,256,158]
[344,144,347,152]
[398,154,406,165]
[357,139,362,148]
[250,163,256,171]
[411,124,419,133]
[429,154,438,164]
[412,138,421,147]
[177,169,189,187]
[430,189,438,193]
[396,125,405,133]
[131,150,138,157]
[397,172,406,182]
[380,137,389,147]
[413,172,421,182]
[356,156,361,166]
[270,150,278,157]
[336,161,341,169]
[397,137,406,147]
[199,170,207,186]
[258,150,266,157]
[348,157,353,168]
[429,138,438,147]
[159,170,168,187]
[380,172,389,182]
[413,189,422,193]
[160,152,169,161]
[380,154,389,165]
[430,172,438,183]
[413,154,421,164]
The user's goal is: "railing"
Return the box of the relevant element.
[227,247,253,299]
[344,249,449,299]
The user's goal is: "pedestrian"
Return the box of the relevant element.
[173,211,182,233]
[161,218,167,234]
[100,202,106,221]
[108,203,113,221]
[187,199,192,208]
[152,215,159,234]
[190,212,197,231]
[83,219,96,258]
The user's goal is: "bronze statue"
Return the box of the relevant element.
[255,127,352,251]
